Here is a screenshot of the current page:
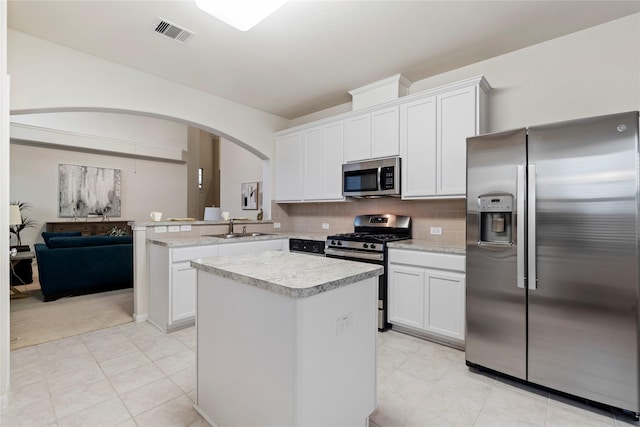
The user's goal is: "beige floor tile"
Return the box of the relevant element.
[57,397,132,427]
[0,396,57,427]
[47,363,107,396]
[169,366,196,393]
[474,406,544,427]
[120,377,184,416]
[51,378,118,419]
[135,394,204,427]
[107,362,166,395]
[6,378,51,412]
[139,338,190,362]
[154,349,195,376]
[87,339,140,363]
[99,347,151,376]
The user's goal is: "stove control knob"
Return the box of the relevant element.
[363,243,369,249]
[337,241,342,246]
[370,243,376,249]
[331,240,336,245]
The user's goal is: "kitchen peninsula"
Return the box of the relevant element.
[191,251,382,427]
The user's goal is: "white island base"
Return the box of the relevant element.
[192,252,380,427]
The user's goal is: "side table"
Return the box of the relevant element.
[10,251,35,299]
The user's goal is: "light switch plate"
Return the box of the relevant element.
[430,227,442,235]
[155,226,167,233]
[180,225,192,231]
[322,223,330,230]
[274,222,281,229]
[168,225,180,232]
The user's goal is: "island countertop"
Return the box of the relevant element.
[191,250,383,298]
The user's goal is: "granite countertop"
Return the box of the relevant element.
[191,251,383,298]
[387,239,466,255]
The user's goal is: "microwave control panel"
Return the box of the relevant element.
[381,166,395,190]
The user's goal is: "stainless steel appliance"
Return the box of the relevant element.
[342,157,401,198]
[466,111,640,420]
[325,214,411,330]
[289,238,325,256]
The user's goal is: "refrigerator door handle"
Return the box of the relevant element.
[527,164,537,290]
[516,165,526,288]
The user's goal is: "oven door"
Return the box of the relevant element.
[325,249,389,331]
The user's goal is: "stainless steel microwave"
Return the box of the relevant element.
[342,157,401,198]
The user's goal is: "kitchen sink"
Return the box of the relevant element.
[205,232,275,239]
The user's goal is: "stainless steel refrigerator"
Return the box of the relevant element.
[465,111,640,419]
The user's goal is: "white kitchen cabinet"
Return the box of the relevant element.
[275,131,303,202]
[388,248,465,347]
[302,121,344,201]
[149,239,288,332]
[149,243,220,332]
[388,265,424,329]
[344,106,399,162]
[400,96,437,197]
[400,76,490,199]
[437,85,478,195]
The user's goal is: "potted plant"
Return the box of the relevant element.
[9,201,37,285]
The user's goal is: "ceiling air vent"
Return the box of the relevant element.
[153,18,195,43]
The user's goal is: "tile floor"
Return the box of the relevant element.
[1,321,637,427]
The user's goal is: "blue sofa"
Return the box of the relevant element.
[34,232,133,301]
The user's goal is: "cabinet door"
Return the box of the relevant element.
[171,261,197,322]
[371,106,399,159]
[388,264,424,329]
[437,86,477,196]
[275,131,303,201]
[303,126,324,200]
[322,121,345,200]
[344,113,371,162]
[400,96,437,198]
[424,270,465,340]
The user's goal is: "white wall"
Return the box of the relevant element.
[219,137,263,219]
[10,142,187,247]
[8,29,290,220]
[289,13,640,130]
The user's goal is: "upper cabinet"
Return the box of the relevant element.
[345,106,399,162]
[401,76,490,199]
[303,121,344,201]
[275,121,345,203]
[275,75,490,202]
[275,131,303,202]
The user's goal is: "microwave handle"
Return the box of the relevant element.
[377,167,382,190]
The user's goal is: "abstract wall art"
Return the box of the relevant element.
[58,164,122,217]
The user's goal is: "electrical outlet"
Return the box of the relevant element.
[168,225,180,233]
[180,225,192,232]
[274,222,281,229]
[430,227,442,235]
[322,223,330,230]
[155,226,167,233]
[336,313,353,336]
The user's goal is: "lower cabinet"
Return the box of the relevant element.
[387,249,465,346]
[149,239,288,332]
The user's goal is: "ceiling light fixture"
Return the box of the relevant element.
[194,0,288,31]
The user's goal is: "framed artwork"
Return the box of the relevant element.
[241,182,258,210]
[58,164,122,217]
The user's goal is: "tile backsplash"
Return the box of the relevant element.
[272,198,466,247]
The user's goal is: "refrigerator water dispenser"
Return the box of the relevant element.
[478,195,513,244]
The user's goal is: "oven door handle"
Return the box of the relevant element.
[324,247,384,262]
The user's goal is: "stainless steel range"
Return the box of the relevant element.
[325,214,411,330]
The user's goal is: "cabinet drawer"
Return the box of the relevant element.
[388,249,464,272]
[172,245,220,262]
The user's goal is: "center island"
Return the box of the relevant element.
[191,250,383,427]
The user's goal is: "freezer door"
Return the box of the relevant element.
[528,111,639,412]
[466,128,527,380]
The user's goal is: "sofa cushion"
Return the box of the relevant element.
[47,235,133,249]
[42,231,82,247]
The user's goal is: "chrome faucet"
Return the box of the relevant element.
[228,218,234,235]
